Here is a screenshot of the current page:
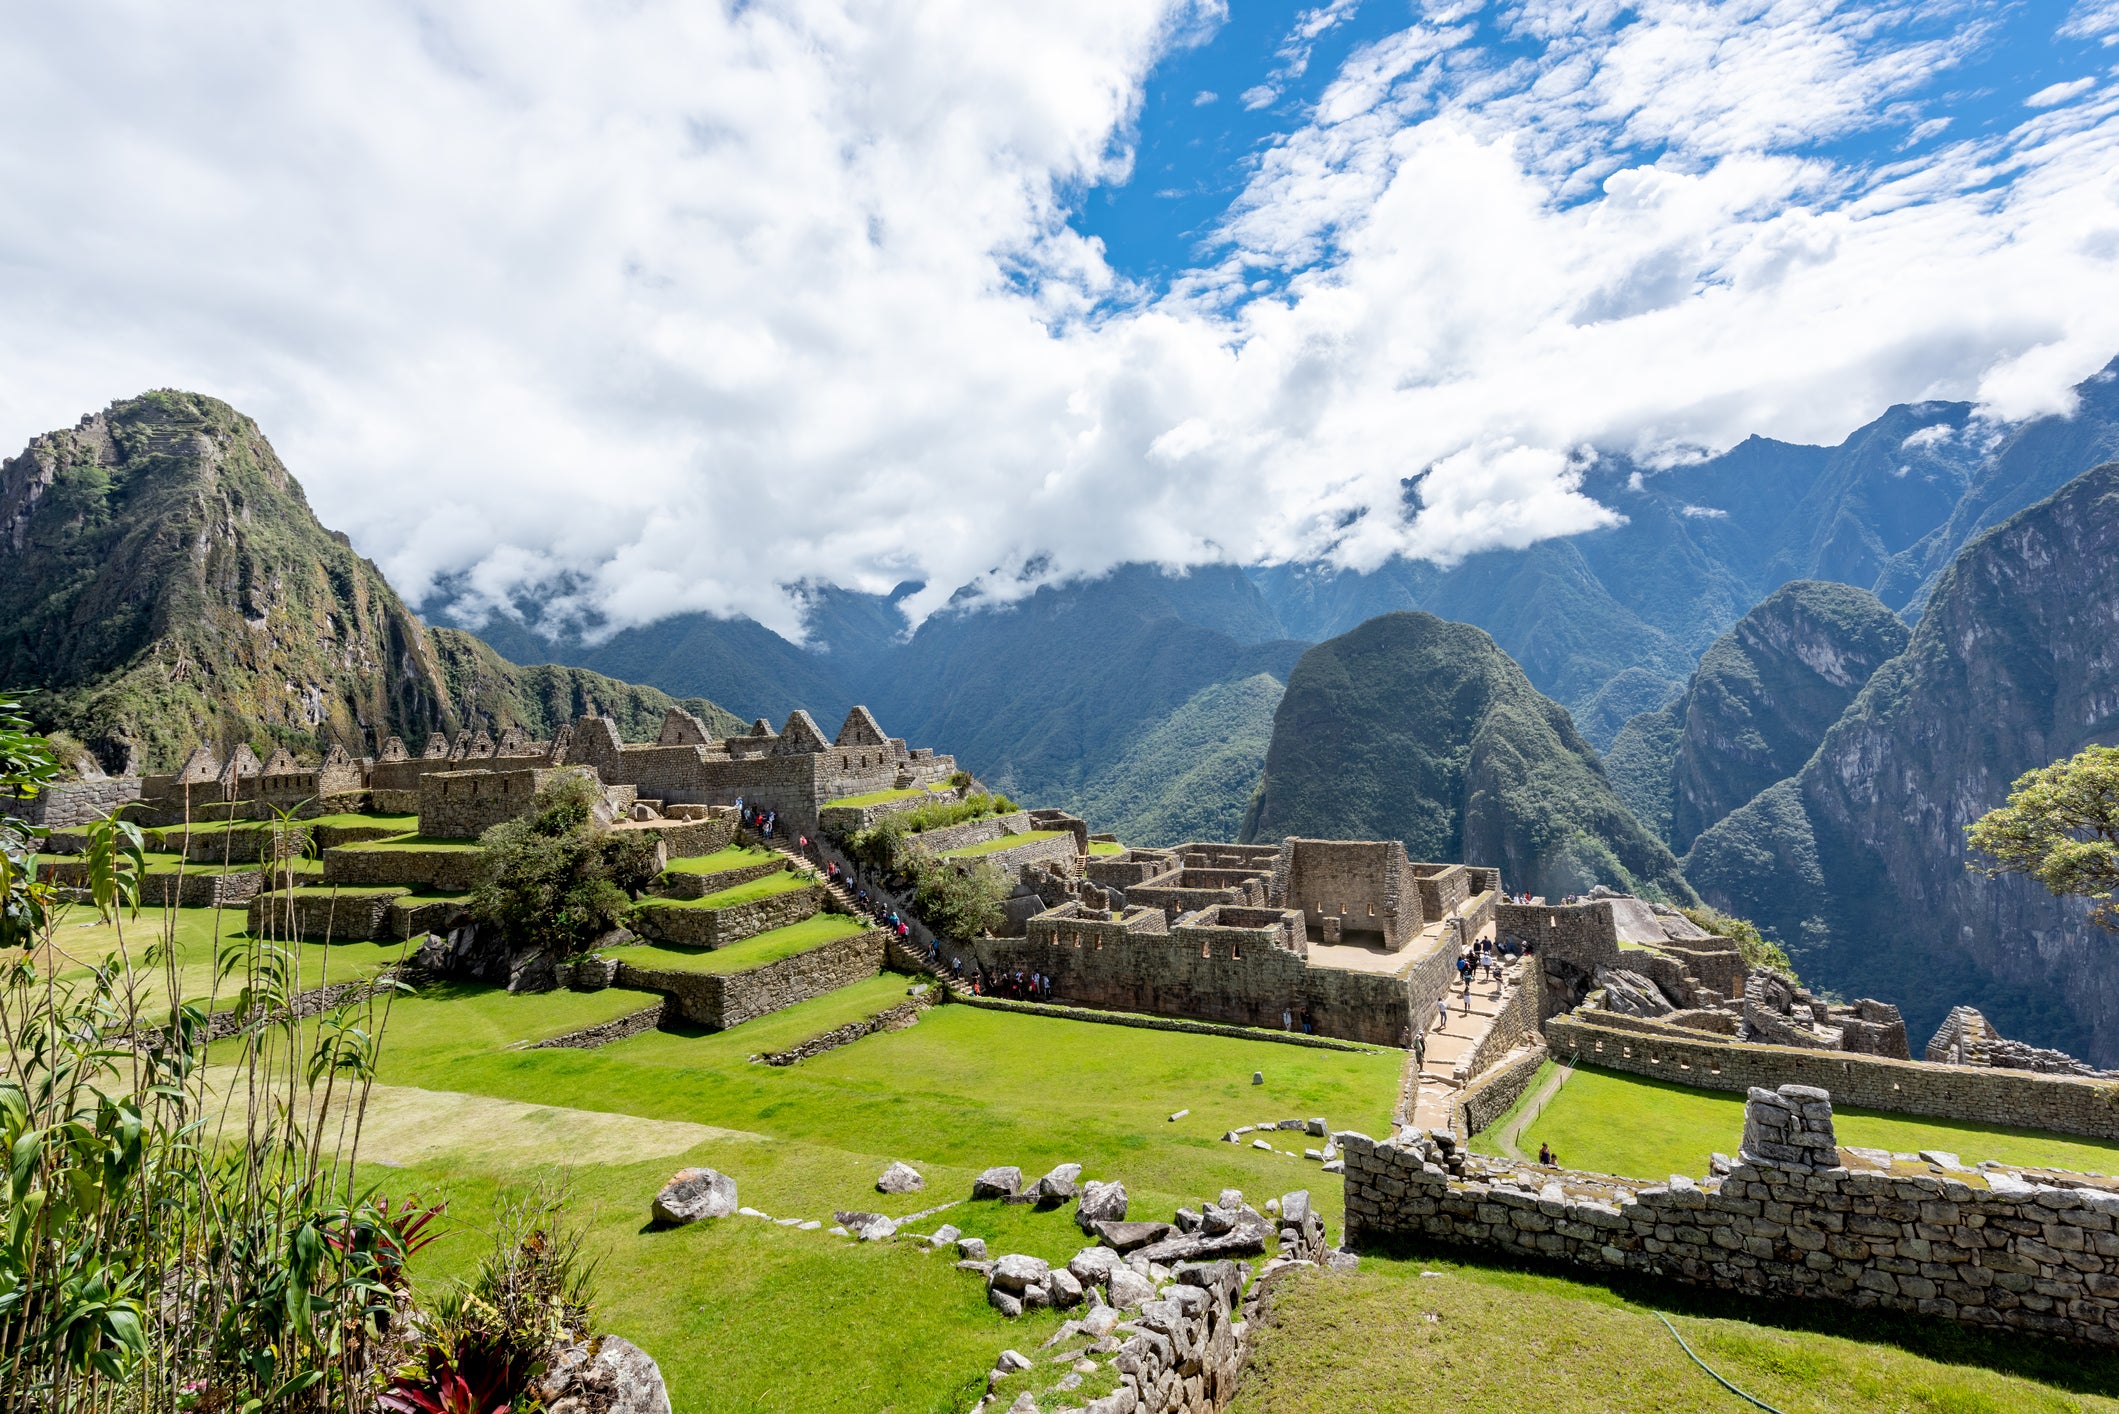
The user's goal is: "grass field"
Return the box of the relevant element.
[37,906,410,1014]
[824,786,945,809]
[662,844,781,875]
[1470,1061,2119,1179]
[655,870,813,909]
[1235,1252,2119,1413]
[1088,840,1124,856]
[616,913,869,973]
[937,829,1066,859]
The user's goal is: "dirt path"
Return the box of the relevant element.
[1495,1057,1572,1161]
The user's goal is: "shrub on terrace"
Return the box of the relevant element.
[470,773,660,958]
[1679,904,1796,981]
[911,857,1010,942]
[842,791,1020,874]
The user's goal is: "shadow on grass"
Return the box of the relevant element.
[1355,1234,2119,1398]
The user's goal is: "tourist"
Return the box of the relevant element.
[1436,996,1449,1031]
[1413,1028,1426,1070]
[1539,1142,1558,1167]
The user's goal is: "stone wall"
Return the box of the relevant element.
[389,894,470,939]
[909,810,1033,858]
[147,868,265,910]
[1343,1085,2119,1345]
[757,992,934,1065]
[11,775,142,828]
[529,1001,669,1050]
[1452,962,1543,1086]
[1499,901,1619,1020]
[248,889,405,942]
[616,928,884,1029]
[1457,1041,1550,1138]
[1091,1261,1249,1414]
[628,885,823,949]
[944,829,1078,875]
[322,844,486,892]
[614,815,735,860]
[419,767,586,839]
[1548,1012,2119,1141]
[1413,864,1472,924]
[659,859,789,900]
[1275,838,1418,950]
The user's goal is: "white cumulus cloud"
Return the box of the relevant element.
[0,0,2116,640]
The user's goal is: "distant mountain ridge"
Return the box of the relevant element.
[1685,462,2119,1063]
[0,392,743,768]
[439,359,2119,833]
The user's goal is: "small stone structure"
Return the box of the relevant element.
[1343,1084,2119,1344]
[616,927,886,1030]
[1927,1006,2113,1078]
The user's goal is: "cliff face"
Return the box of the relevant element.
[0,391,737,768]
[1243,611,1693,902]
[1685,464,2119,1062]
[1607,581,1908,854]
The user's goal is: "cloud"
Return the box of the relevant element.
[1,0,2117,641]
[1241,84,1280,110]
[2029,78,2098,107]
[1194,89,1219,105]
[2060,1,2119,44]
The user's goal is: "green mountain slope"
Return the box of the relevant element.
[1606,582,1908,853]
[1685,462,2119,1062]
[1071,672,1284,847]
[0,391,740,768]
[1242,612,1693,902]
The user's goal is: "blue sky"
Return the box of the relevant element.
[3,1,2118,636]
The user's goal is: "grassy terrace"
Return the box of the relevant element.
[303,811,419,832]
[1088,839,1125,856]
[615,913,868,974]
[823,785,945,810]
[1471,1061,2119,1179]
[345,988,1404,1412]
[34,906,410,1013]
[647,870,812,909]
[662,844,780,875]
[1237,1253,2119,1412]
[937,828,1066,859]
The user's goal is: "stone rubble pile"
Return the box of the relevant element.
[1739,1083,1840,1168]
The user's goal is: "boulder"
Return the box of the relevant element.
[973,1165,1024,1199]
[1081,1304,1122,1337]
[1280,1191,1312,1228]
[1076,1178,1127,1232]
[651,1168,737,1226]
[932,1223,961,1246]
[876,1161,925,1194]
[989,1287,1024,1319]
[1068,1245,1122,1286]
[539,1335,673,1414]
[1048,1268,1085,1308]
[1093,1220,1172,1252]
[991,1253,1052,1292]
[957,1236,989,1260]
[1035,1162,1084,1205]
[1106,1266,1156,1310]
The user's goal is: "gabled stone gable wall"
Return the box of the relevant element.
[1276,839,1418,950]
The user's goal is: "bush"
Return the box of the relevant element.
[470,773,660,958]
[1680,904,1796,981]
[842,791,1019,874]
[910,856,1009,942]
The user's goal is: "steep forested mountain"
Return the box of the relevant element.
[1685,463,2119,1063]
[1604,581,1909,851]
[0,392,740,768]
[1242,612,1694,903]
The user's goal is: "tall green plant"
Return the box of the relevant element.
[468,773,659,960]
[0,704,435,1412]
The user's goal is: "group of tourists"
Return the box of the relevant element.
[967,968,1053,1001]
[735,797,777,840]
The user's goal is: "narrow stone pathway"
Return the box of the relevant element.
[1404,965,1520,1134]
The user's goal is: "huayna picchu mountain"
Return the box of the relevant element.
[1685,462,2119,1063]
[0,391,742,769]
[1241,611,1694,903]
[1604,580,1910,851]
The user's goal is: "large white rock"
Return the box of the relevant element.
[650,1168,737,1226]
[1075,1178,1127,1232]
[973,1165,1024,1199]
[539,1335,673,1414]
[1068,1245,1122,1286]
[991,1253,1052,1292]
[1106,1266,1156,1310]
[876,1161,926,1194]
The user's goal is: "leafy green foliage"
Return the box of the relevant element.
[911,858,1010,942]
[1,695,61,948]
[841,791,1017,874]
[1071,673,1283,847]
[469,774,659,958]
[1966,744,2119,929]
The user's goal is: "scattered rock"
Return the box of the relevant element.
[1035,1162,1084,1206]
[1093,1219,1172,1252]
[1281,1190,1312,1227]
[1251,1139,1272,1151]
[650,1167,737,1226]
[1041,1319,1085,1349]
[877,1161,925,1194]
[996,1349,1032,1374]
[1322,1160,1345,1174]
[991,1254,1052,1292]
[738,1207,767,1219]
[1075,1178,1127,1232]
[1106,1266,1155,1310]
[973,1166,1024,1200]
[1082,1305,1121,1337]
[932,1223,962,1246]
[797,1220,821,1231]
[1252,1071,1264,1085]
[1068,1245,1122,1286]
[1277,1118,1306,1131]
[1169,1109,1189,1121]
[958,1236,989,1260]
[988,1287,1024,1319]
[539,1335,673,1414]
[1048,1268,1084,1308]
[1305,1117,1327,1136]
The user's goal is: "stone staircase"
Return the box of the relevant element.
[760,832,962,992]
[1404,961,1525,1134]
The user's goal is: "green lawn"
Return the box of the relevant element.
[616,914,867,974]
[1471,1062,2119,1179]
[319,980,1403,1413]
[1235,1252,2119,1413]
[662,845,780,874]
[823,786,944,809]
[303,811,420,831]
[652,871,813,909]
[38,905,411,1015]
[937,829,1066,859]
[1088,840,1124,857]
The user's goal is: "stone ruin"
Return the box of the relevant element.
[1926,1005,2114,1079]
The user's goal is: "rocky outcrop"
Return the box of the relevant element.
[1686,463,2119,1062]
[651,1167,737,1225]
[539,1335,673,1414]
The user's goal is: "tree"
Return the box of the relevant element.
[910,856,1009,942]
[1966,744,2119,929]
[470,772,661,957]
